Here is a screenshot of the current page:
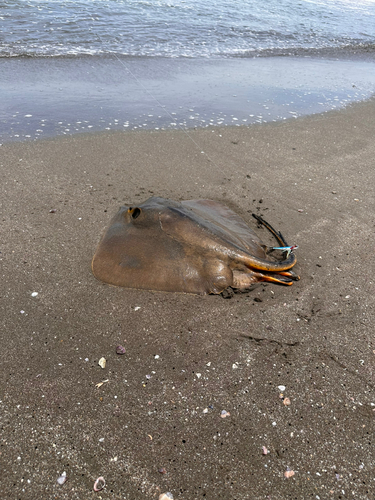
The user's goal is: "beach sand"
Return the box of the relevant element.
[1,98,375,498]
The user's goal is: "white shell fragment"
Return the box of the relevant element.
[278,385,286,392]
[93,476,106,491]
[31,292,38,297]
[95,379,109,388]
[57,471,67,485]
[159,493,174,500]
[220,410,230,418]
[98,357,106,369]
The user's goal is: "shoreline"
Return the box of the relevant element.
[2,54,375,143]
[2,98,375,497]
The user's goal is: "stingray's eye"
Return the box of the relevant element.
[128,207,141,220]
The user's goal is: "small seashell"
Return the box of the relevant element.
[159,493,174,500]
[278,385,286,392]
[93,476,106,492]
[49,208,57,213]
[95,379,109,388]
[262,446,268,455]
[283,397,291,406]
[98,357,106,369]
[57,471,67,485]
[31,292,38,297]
[116,345,126,355]
[159,467,167,474]
[220,410,230,418]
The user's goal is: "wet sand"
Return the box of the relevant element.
[1,98,375,498]
[3,55,375,141]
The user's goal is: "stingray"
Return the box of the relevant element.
[92,197,299,295]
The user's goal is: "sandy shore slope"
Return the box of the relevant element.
[1,99,375,498]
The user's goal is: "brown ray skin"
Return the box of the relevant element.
[91,197,298,294]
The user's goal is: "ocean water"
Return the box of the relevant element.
[1,0,375,141]
[1,0,375,59]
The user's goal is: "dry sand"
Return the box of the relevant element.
[1,99,375,498]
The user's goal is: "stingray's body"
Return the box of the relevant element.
[92,197,299,295]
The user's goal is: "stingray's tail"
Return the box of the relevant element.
[252,213,289,247]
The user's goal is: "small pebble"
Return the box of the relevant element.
[278,385,286,392]
[284,469,295,478]
[31,292,38,297]
[283,397,291,406]
[220,410,230,418]
[49,208,57,213]
[116,345,126,355]
[262,446,268,455]
[98,357,106,369]
[158,467,167,474]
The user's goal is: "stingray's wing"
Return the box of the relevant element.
[181,199,266,258]
[91,203,230,294]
